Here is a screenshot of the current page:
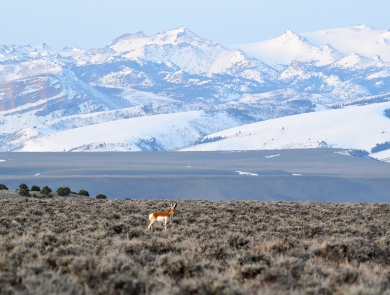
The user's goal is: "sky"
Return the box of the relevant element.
[1,0,389,49]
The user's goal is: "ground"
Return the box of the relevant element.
[1,196,390,294]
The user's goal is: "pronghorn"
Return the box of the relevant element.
[148,203,177,231]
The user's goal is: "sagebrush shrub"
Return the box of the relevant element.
[18,188,30,197]
[19,183,28,190]
[78,189,90,196]
[96,194,107,200]
[56,187,71,196]
[31,185,40,191]
[0,199,389,295]
[41,186,52,195]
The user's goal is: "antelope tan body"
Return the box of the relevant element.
[148,203,177,231]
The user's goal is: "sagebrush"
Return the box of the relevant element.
[1,198,390,295]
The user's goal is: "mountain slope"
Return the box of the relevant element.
[181,101,390,161]
[72,27,279,101]
[301,25,390,62]
[77,27,277,78]
[237,30,345,70]
[15,110,242,152]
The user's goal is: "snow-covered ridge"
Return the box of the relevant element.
[237,25,390,71]
[0,44,85,64]
[16,110,242,152]
[76,26,277,80]
[301,25,390,62]
[181,101,390,162]
[329,52,385,70]
[236,30,345,70]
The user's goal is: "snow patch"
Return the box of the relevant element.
[334,150,352,156]
[235,171,258,176]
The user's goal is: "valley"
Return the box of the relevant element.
[1,149,390,202]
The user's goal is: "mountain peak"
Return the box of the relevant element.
[152,26,204,44]
[353,24,373,30]
[371,55,383,62]
[277,30,309,44]
[173,26,190,33]
[36,43,50,50]
[343,52,365,61]
[285,29,295,35]
[108,31,148,46]
[331,51,383,69]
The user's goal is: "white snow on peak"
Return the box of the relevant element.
[330,52,385,70]
[208,49,276,81]
[281,30,309,43]
[77,26,278,78]
[77,26,227,74]
[105,26,212,54]
[108,32,147,46]
[151,26,205,44]
[301,24,390,62]
[236,30,344,70]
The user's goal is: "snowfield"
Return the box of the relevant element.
[237,25,390,69]
[301,25,390,62]
[16,111,241,152]
[236,30,344,70]
[235,171,258,176]
[181,101,390,161]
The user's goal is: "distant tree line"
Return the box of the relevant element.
[195,136,225,145]
[371,141,390,153]
[0,183,107,199]
[384,109,390,119]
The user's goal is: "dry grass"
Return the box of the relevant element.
[1,197,390,294]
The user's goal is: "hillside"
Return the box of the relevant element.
[182,101,390,161]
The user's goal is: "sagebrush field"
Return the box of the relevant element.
[1,197,390,295]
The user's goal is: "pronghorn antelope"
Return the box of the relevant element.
[148,203,177,231]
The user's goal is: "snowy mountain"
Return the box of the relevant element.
[237,30,345,70]
[237,25,390,68]
[76,27,276,79]
[1,25,390,157]
[72,26,278,101]
[301,25,390,62]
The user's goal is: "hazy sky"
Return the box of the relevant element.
[1,0,389,49]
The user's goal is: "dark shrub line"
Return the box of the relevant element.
[1,182,106,199]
